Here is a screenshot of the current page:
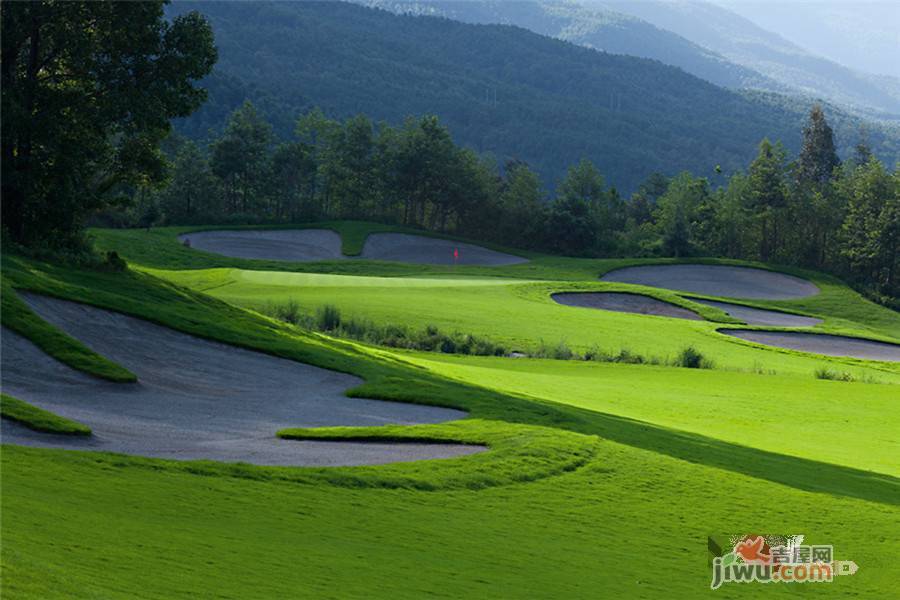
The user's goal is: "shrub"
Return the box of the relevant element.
[317,304,342,331]
[814,368,854,382]
[675,346,713,369]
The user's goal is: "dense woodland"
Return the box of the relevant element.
[117,102,898,303]
[165,1,900,192]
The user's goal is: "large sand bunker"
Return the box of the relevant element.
[721,330,900,362]
[693,299,822,327]
[552,292,702,321]
[360,233,527,265]
[601,265,819,299]
[179,229,527,266]
[179,229,344,262]
[0,294,483,466]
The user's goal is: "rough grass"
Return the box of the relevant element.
[1,394,91,436]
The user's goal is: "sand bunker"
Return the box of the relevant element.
[722,330,900,362]
[360,233,528,266]
[179,229,344,262]
[601,265,818,299]
[552,292,702,321]
[693,299,822,327]
[0,294,483,466]
[179,229,527,266]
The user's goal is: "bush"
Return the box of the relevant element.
[814,367,854,382]
[675,346,713,369]
[316,304,342,331]
[264,301,505,356]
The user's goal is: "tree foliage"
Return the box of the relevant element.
[1,0,216,247]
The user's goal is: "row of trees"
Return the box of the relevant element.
[136,103,897,300]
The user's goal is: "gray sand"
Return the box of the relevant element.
[693,299,822,327]
[551,292,703,321]
[1,295,483,466]
[601,265,819,299]
[361,233,528,266]
[179,229,528,266]
[721,330,900,362]
[179,229,344,262]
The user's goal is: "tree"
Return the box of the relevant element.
[295,107,341,215]
[1,1,216,246]
[747,139,788,261]
[654,172,708,258]
[838,158,899,296]
[210,101,273,215]
[270,142,317,221]
[159,141,221,223]
[324,114,376,219]
[546,160,606,255]
[497,162,545,247]
[796,105,840,186]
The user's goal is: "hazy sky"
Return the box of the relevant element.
[714,0,900,78]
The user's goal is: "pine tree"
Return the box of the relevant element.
[748,139,788,262]
[797,105,840,185]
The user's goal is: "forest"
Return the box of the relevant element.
[165,0,900,192]
[114,102,898,305]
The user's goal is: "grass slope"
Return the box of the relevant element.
[3,242,899,597]
[1,394,91,436]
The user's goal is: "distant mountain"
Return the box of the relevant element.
[716,0,899,79]
[168,1,899,192]
[360,0,780,92]
[592,0,900,118]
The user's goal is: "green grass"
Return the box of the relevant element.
[399,352,900,477]
[1,394,91,436]
[154,267,900,381]
[3,229,900,598]
[4,439,898,598]
[92,223,900,339]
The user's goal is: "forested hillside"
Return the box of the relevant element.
[167,1,898,192]
[360,0,778,91]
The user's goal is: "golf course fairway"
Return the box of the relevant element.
[3,222,898,598]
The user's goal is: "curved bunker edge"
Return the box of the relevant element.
[1,294,485,466]
[691,299,822,328]
[551,292,703,321]
[719,329,900,362]
[179,229,529,266]
[601,264,819,300]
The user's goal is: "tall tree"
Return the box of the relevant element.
[796,105,840,186]
[496,162,545,247]
[654,172,708,258]
[159,141,221,223]
[1,1,216,246]
[747,139,789,262]
[839,158,899,296]
[546,160,606,255]
[211,101,273,215]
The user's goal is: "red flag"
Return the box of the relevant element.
[453,247,459,262]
